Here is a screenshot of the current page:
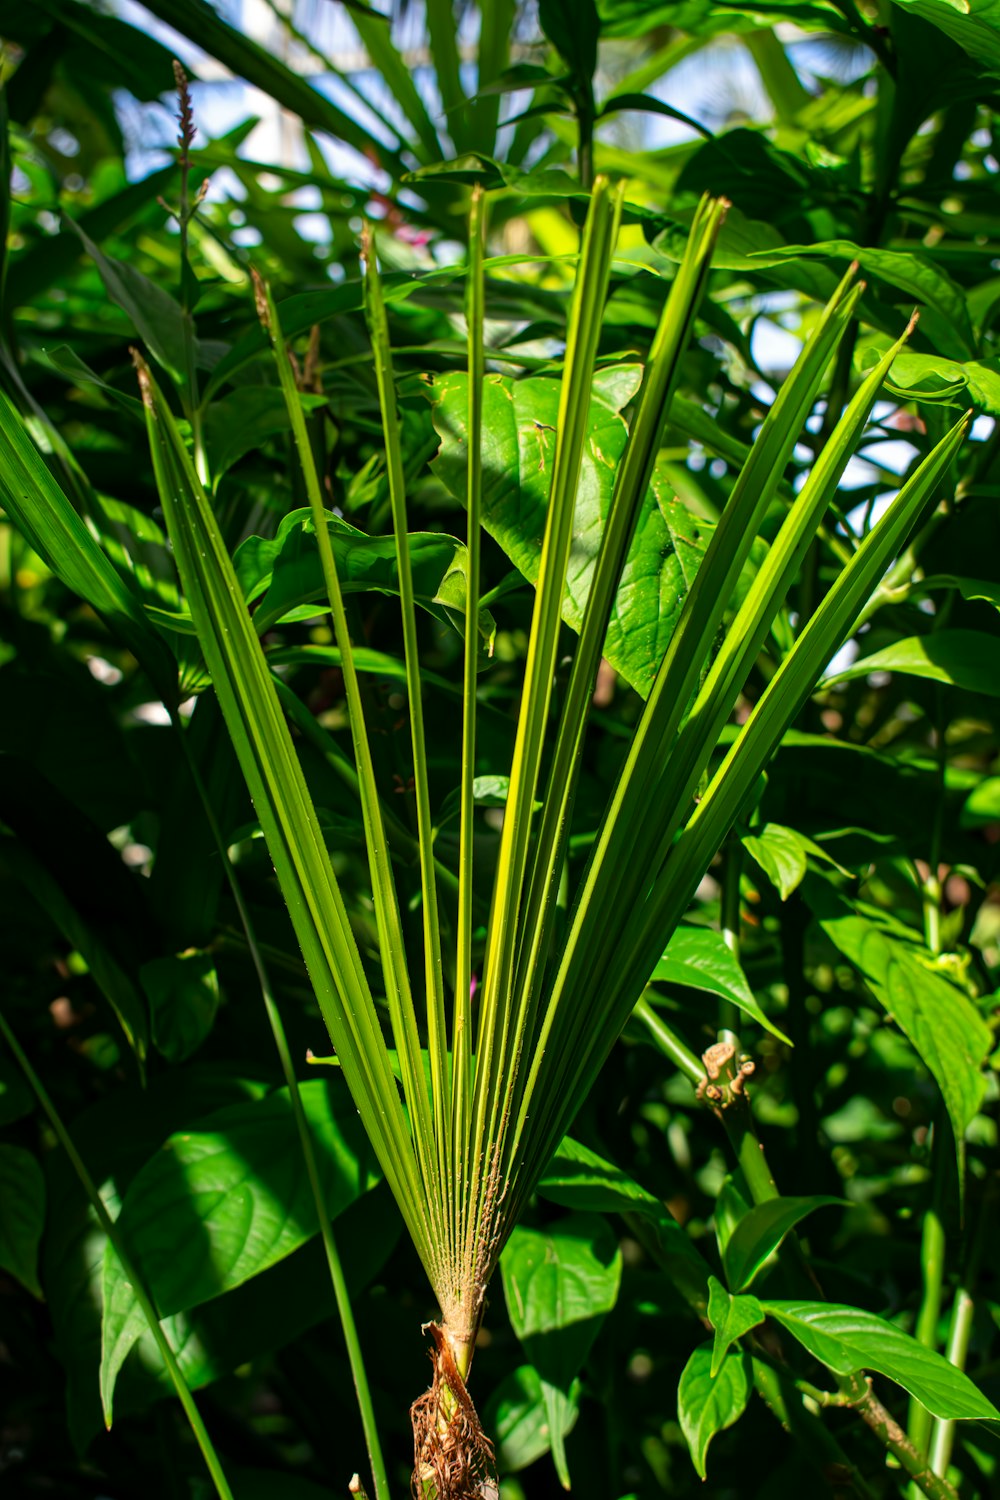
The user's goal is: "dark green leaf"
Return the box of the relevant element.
[140,951,220,1063]
[888,0,1000,71]
[502,1213,622,1486]
[483,1363,575,1473]
[65,218,194,388]
[539,0,599,84]
[538,1136,709,1308]
[0,1144,45,1298]
[100,1079,381,1422]
[804,878,992,1160]
[723,1197,843,1292]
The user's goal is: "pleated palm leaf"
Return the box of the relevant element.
[132,181,966,1497]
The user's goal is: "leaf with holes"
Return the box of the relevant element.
[429,366,710,695]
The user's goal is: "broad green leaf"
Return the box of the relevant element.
[741,823,849,898]
[914,575,1000,610]
[484,1363,577,1473]
[707,1276,764,1373]
[888,0,1000,72]
[100,1079,381,1423]
[110,1078,380,1314]
[742,823,806,899]
[865,349,1000,414]
[502,1213,622,1487]
[429,366,710,695]
[540,1136,670,1218]
[0,1144,45,1298]
[202,389,325,484]
[0,389,173,695]
[233,508,495,649]
[753,241,976,358]
[804,879,992,1156]
[65,219,194,388]
[722,1197,842,1292]
[652,924,791,1044]
[677,1343,750,1479]
[764,1301,1000,1419]
[539,1137,709,1308]
[140,951,220,1063]
[823,630,1000,697]
[961,775,1000,826]
[102,1186,397,1432]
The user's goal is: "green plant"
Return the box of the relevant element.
[3,5,1000,1500]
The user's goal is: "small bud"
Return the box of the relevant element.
[250,266,271,331]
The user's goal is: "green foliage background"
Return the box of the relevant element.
[0,2,999,1498]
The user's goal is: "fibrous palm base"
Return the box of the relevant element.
[410,1323,498,1499]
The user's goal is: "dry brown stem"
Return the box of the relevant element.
[410,1323,497,1500]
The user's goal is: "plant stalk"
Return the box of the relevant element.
[0,1009,234,1500]
[175,721,390,1500]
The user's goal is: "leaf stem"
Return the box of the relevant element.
[907,1121,949,1468]
[927,1178,997,1477]
[844,1374,959,1500]
[633,998,704,1085]
[0,1008,234,1500]
[719,834,743,1041]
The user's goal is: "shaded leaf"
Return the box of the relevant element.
[233,508,495,650]
[538,1136,708,1309]
[502,1213,622,1487]
[754,241,976,357]
[723,1197,843,1291]
[0,1144,45,1298]
[539,0,599,82]
[100,1079,381,1423]
[65,218,194,387]
[803,878,992,1161]
[483,1363,576,1473]
[888,0,1000,71]
[140,951,220,1063]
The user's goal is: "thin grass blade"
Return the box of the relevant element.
[135,357,435,1274]
[253,275,443,1255]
